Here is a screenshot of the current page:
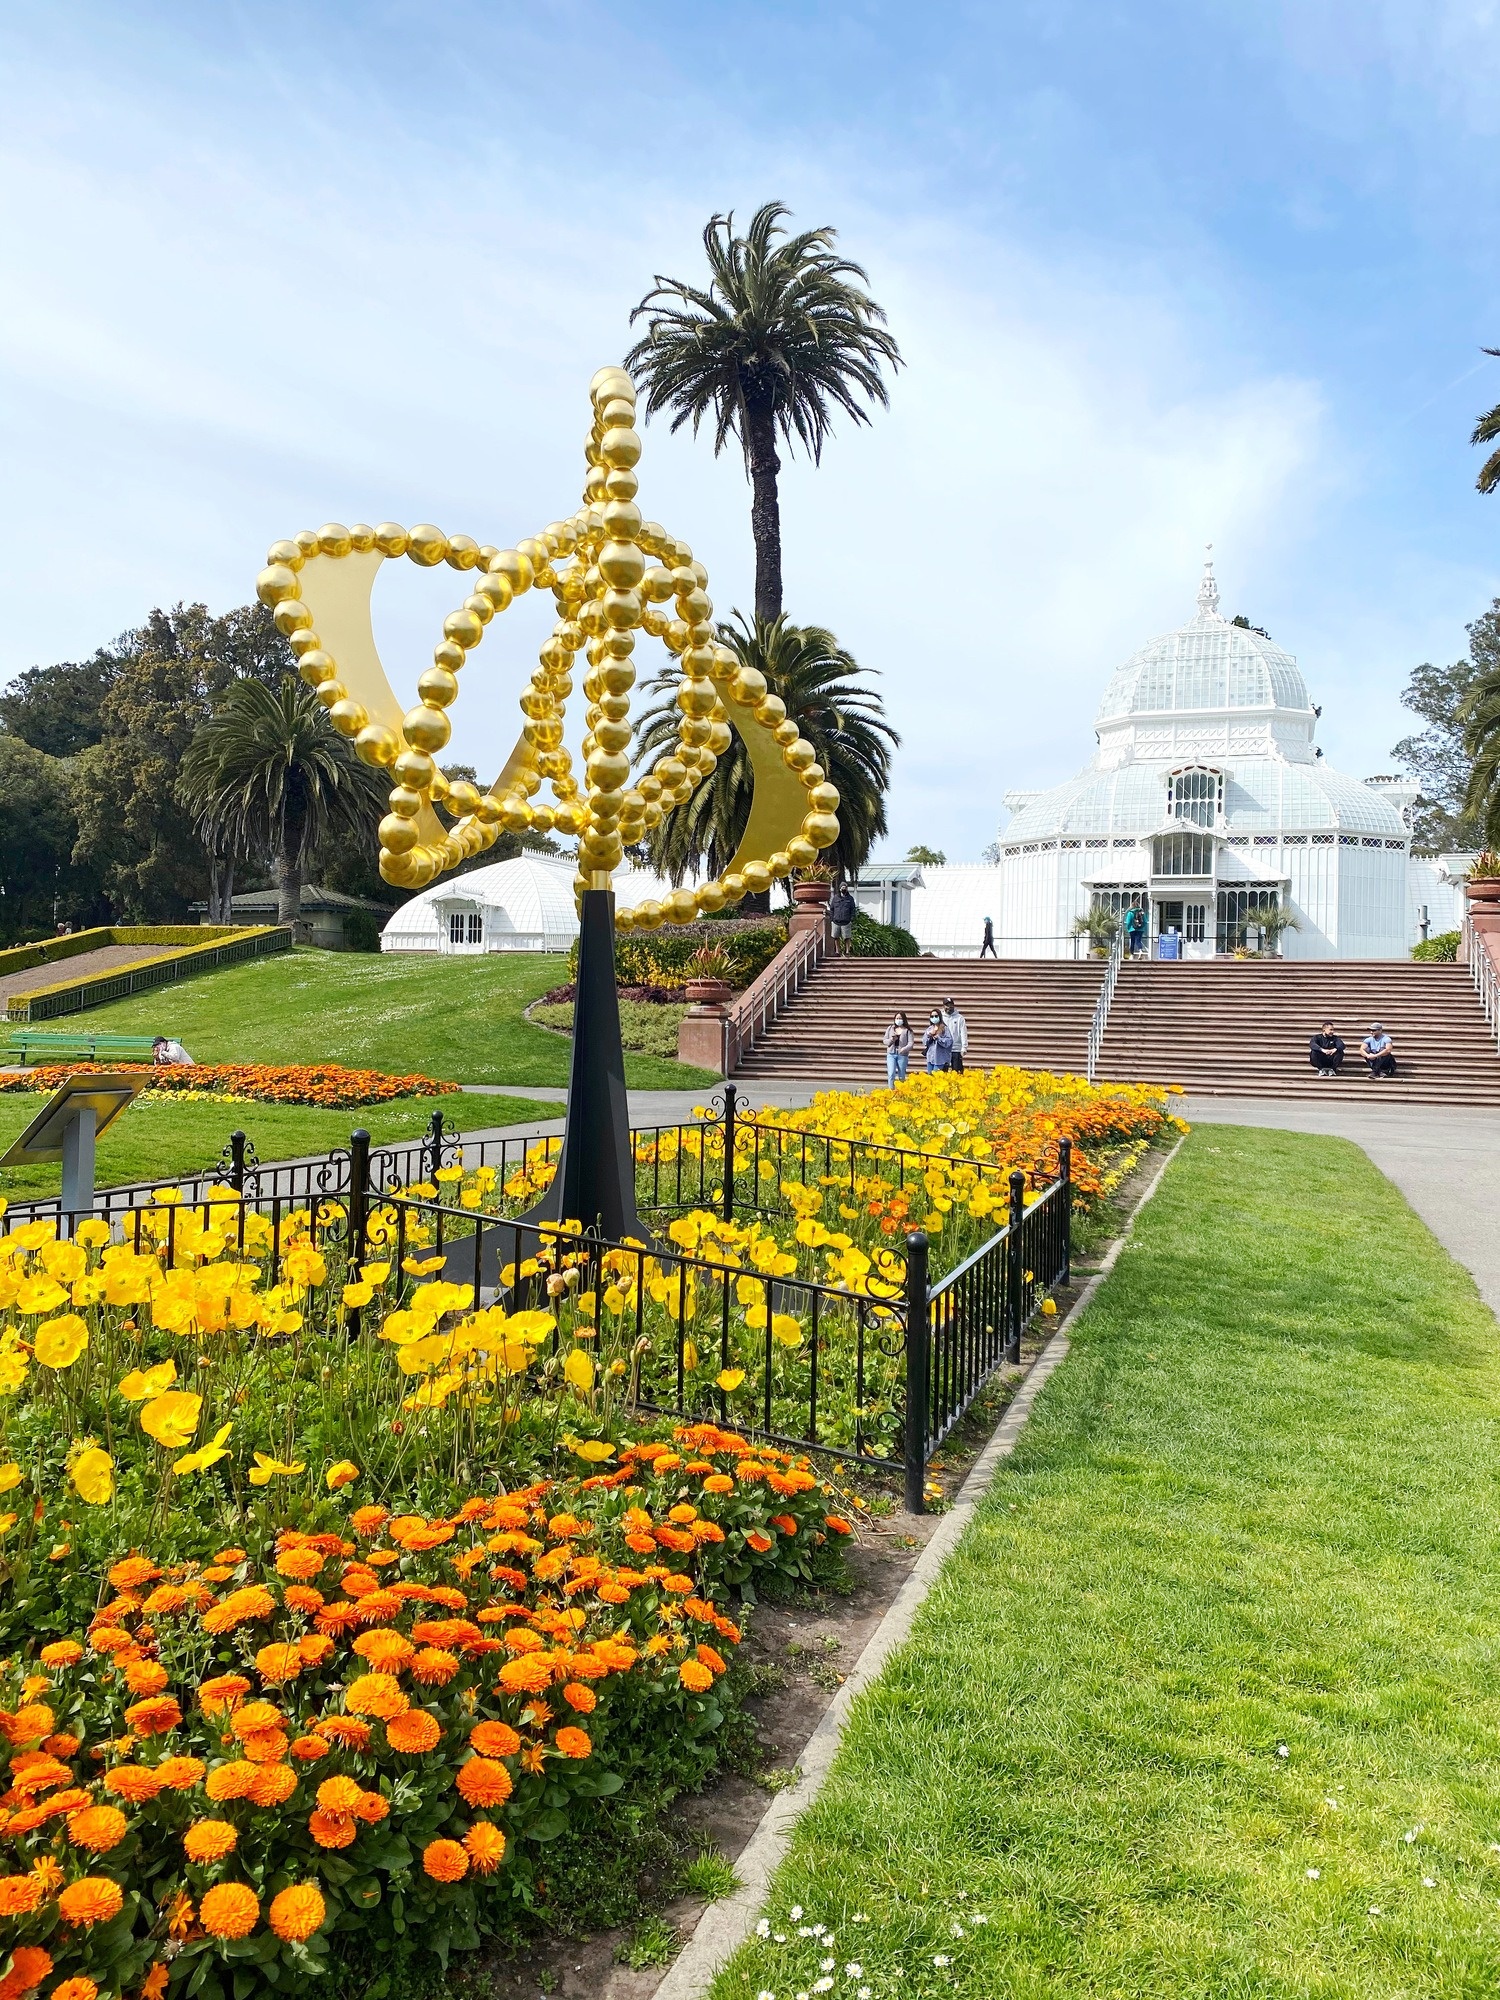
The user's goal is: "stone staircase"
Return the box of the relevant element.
[730,958,1105,1084]
[1095,958,1500,1104]
[730,953,1500,1105]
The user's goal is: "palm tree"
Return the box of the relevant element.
[179,678,385,928]
[634,614,898,883]
[626,203,901,623]
[1461,668,1500,843]
[1474,351,1500,492]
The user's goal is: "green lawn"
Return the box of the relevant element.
[0,1091,561,1200]
[22,948,715,1089]
[714,1127,1500,1999]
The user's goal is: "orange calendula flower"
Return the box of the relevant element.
[350,1505,389,1536]
[520,1743,547,1775]
[101,1761,161,1801]
[154,1755,206,1790]
[0,1946,52,2000]
[58,1876,124,1925]
[0,1873,43,1915]
[385,1710,441,1754]
[205,1762,257,1802]
[315,1775,364,1815]
[39,1640,84,1668]
[123,1659,170,1696]
[298,1633,336,1668]
[409,1647,459,1686]
[561,1683,597,1713]
[678,1660,714,1693]
[344,1674,409,1719]
[464,1821,506,1874]
[269,1882,327,1942]
[254,1643,304,1684]
[49,1981,97,2000]
[469,1720,521,1757]
[352,1790,388,1824]
[291,1734,331,1761]
[275,1546,326,1581]
[108,1555,158,1590]
[199,1881,260,1939]
[247,1763,298,1808]
[317,1717,371,1750]
[308,1809,356,1850]
[124,1695,182,1737]
[455,1757,512,1808]
[352,1629,413,1673]
[201,1585,276,1636]
[68,1804,128,1851]
[183,1819,238,1862]
[554,1726,592,1759]
[140,1965,169,2000]
[422,1838,468,1882]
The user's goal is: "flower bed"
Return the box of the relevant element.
[0,1430,844,1997]
[0,1067,458,1110]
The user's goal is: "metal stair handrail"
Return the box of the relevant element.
[1085,928,1126,1082]
[725,922,827,1073]
[1467,916,1500,1049]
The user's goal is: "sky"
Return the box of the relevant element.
[2,0,1499,861]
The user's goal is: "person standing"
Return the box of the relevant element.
[941,997,968,1074]
[923,1011,953,1072]
[1308,1022,1344,1078]
[1123,904,1146,956]
[828,880,857,957]
[1361,1022,1397,1079]
[979,915,997,959]
[883,1011,913,1086]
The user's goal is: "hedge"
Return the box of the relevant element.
[849,910,920,956]
[0,925,250,982]
[572,918,789,991]
[1412,929,1461,961]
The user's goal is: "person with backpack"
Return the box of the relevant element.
[923,1010,953,1072]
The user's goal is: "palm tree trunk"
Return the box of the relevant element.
[275,801,306,930]
[744,398,783,623]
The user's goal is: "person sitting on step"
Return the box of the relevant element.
[1361,1022,1397,1079]
[1309,1021,1344,1078]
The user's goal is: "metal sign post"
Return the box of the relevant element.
[0,1073,144,1221]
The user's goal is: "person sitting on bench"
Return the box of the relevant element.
[1309,1022,1344,1077]
[1361,1023,1396,1079]
[152,1035,195,1067]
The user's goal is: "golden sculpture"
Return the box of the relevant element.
[254,367,840,925]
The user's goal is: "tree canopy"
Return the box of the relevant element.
[1392,600,1498,852]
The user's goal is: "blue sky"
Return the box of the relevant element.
[3,0,1498,860]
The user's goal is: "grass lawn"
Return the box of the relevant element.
[0,1091,562,1200]
[714,1126,1500,2000]
[22,948,716,1089]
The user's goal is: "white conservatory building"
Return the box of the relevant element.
[990,562,1420,960]
[378,854,682,955]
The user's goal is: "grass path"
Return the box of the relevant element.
[30,948,715,1089]
[713,1126,1500,1999]
[0,1092,562,1199]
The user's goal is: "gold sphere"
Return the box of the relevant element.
[683,644,717,677]
[499,795,531,832]
[488,549,534,594]
[600,426,642,469]
[256,564,300,607]
[803,812,840,850]
[289,628,322,659]
[602,499,643,540]
[678,587,711,624]
[403,704,452,753]
[417,666,460,708]
[355,724,399,768]
[663,619,690,655]
[586,749,631,792]
[741,860,772,895]
[604,630,637,660]
[599,396,636,429]
[633,899,664,930]
[594,719,633,755]
[642,801,664,829]
[266,538,304,569]
[591,365,634,403]
[349,524,377,552]
[328,698,368,735]
[445,780,481,817]
[317,523,352,557]
[800,762,826,788]
[598,541,646,589]
[394,748,436,790]
[379,813,420,854]
[429,642,463,678]
[783,739,817,772]
[474,571,513,612]
[755,694,787,727]
[294,529,320,556]
[720,872,747,904]
[602,588,642,631]
[707,720,733,755]
[637,773,663,803]
[598,691,632,722]
[655,756,686,789]
[298,651,337,687]
[379,848,413,886]
[603,467,639,502]
[729,668,767,707]
[316,681,345,710]
[388,786,424,819]
[475,794,504,825]
[530,802,556,834]
[443,608,484,649]
[597,661,635,695]
[767,851,793,879]
[677,679,717,719]
[429,768,451,802]
[273,598,314,636]
[786,836,818,869]
[407,524,449,567]
[584,466,610,503]
[445,533,480,570]
[774,718,801,746]
[658,887,694,925]
[464,592,494,626]
[616,907,637,934]
[710,645,738,680]
[375,523,409,556]
[697,881,727,915]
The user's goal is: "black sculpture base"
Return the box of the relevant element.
[455,888,649,1291]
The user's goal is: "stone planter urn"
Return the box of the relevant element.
[792,881,832,911]
[684,977,733,1007]
[1461,871,1500,962]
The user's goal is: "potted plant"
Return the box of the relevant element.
[1070,907,1121,958]
[1466,851,1500,906]
[792,861,835,910]
[684,942,734,1007]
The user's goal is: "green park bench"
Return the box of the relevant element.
[4,1028,162,1066]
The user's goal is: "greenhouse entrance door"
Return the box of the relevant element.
[1153,898,1213,959]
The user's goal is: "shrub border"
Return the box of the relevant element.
[6,928,291,1021]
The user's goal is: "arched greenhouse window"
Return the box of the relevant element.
[1152,832,1215,876]
[1168,767,1221,828]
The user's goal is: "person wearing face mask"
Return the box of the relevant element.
[923,1010,953,1072]
[940,997,968,1074]
[882,1010,913,1086]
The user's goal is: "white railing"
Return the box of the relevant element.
[1085,929,1126,1082]
[1467,918,1500,1048]
[725,923,827,1072]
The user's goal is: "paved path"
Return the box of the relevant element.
[0,944,179,1010]
[1184,1093,1500,1316]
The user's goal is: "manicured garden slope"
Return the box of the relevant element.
[714,1126,1500,1999]
[33,948,716,1088]
[0,1092,561,1199]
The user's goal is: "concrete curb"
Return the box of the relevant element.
[653,1136,1185,1999]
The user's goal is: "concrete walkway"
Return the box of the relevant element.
[1184,1093,1500,1316]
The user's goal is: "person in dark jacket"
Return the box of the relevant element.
[979,915,998,958]
[1309,1022,1344,1077]
[828,882,856,955]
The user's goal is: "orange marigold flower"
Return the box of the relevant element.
[0,1945,52,2000]
[344,1673,409,1720]
[702,1475,734,1494]
[198,1673,252,1716]
[43,1733,81,1758]
[275,1547,326,1580]
[254,1644,304,1685]
[247,1763,298,1808]
[205,1762,257,1802]
[50,1981,97,2000]
[678,1660,714,1693]
[183,1818,238,1863]
[88,1626,133,1656]
[240,1728,290,1766]
[200,1585,276,1636]
[770,1514,797,1536]
[561,1683,597,1713]
[352,1630,413,1673]
[0,1873,43,1915]
[554,1726,592,1759]
[6,1704,56,1745]
[350,1505,389,1536]
[455,1757,513,1808]
[422,1838,468,1882]
[101,1760,161,1799]
[282,1586,325,1616]
[154,1755,206,1790]
[269,1882,327,1942]
[410,1647,459,1686]
[744,1529,773,1553]
[58,1876,124,1925]
[298,1633,335,1667]
[291,1735,331,1762]
[167,1890,195,1938]
[108,1555,159,1590]
[141,1964,169,2000]
[695,1645,728,1676]
[520,1743,546,1775]
[315,1775,364,1814]
[386,1710,441,1754]
[464,1821,506,1874]
[597,1584,630,1605]
[498,1655,554,1695]
[39,1641,84,1668]
[123,1695,181,1737]
[200,1881,260,1939]
[352,1790,388,1824]
[229,1700,281,1737]
[469,1720,521,1758]
[68,1805,128,1851]
[625,1533,656,1556]
[308,1809,356,1849]
[317,1717,371,1749]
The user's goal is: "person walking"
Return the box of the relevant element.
[1308,1021,1344,1078]
[979,915,997,959]
[828,880,857,957]
[1361,1022,1397,1079]
[883,1011,913,1086]
[941,997,968,1074]
[1123,904,1146,956]
[923,1010,953,1072]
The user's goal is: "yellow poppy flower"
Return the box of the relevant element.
[341,1283,374,1308]
[34,1314,89,1370]
[569,1439,615,1462]
[0,1463,21,1492]
[70,1446,115,1505]
[117,1359,177,1403]
[248,1453,305,1486]
[716,1368,746,1392]
[325,1460,360,1489]
[174,1422,234,1476]
[16,1276,68,1316]
[139,1389,203,1449]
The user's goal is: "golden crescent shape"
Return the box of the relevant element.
[294,549,533,846]
[724,709,811,876]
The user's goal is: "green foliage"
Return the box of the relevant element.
[679,1848,741,1900]
[626,201,901,622]
[1393,606,1498,852]
[1412,928,1461,960]
[634,614,897,881]
[0,734,93,938]
[531,999,689,1059]
[571,919,788,990]
[904,844,946,865]
[848,910,918,956]
[617,1917,681,1969]
[342,909,386,953]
